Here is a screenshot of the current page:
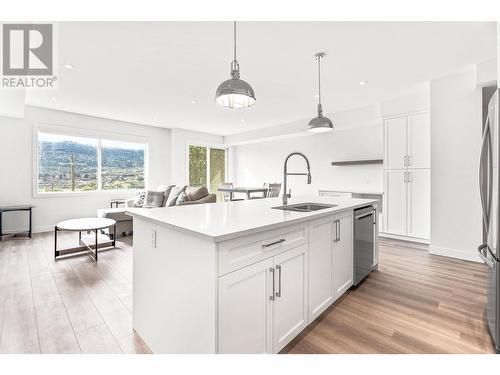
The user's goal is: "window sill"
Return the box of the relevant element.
[33,189,143,199]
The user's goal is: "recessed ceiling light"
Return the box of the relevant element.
[63,63,74,70]
[241,118,246,123]
[50,97,57,101]
[359,81,368,86]
[314,94,320,98]
[191,100,197,104]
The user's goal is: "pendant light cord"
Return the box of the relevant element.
[230,21,240,79]
[233,21,237,61]
[317,54,322,105]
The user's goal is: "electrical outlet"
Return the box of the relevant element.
[151,229,157,248]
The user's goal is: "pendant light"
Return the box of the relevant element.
[215,21,256,108]
[308,52,333,132]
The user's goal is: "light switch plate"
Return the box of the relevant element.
[151,229,157,248]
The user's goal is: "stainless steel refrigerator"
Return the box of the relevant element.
[478,88,500,353]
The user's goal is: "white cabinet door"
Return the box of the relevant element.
[308,216,334,321]
[373,205,379,268]
[273,245,308,353]
[384,170,407,236]
[218,258,274,353]
[407,113,430,169]
[333,212,353,301]
[384,117,407,169]
[407,169,431,239]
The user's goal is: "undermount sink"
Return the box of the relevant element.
[272,202,338,212]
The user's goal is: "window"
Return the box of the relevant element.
[37,131,146,194]
[188,145,207,187]
[188,145,226,195]
[209,148,226,195]
[101,140,145,191]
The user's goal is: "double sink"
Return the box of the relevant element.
[272,202,337,213]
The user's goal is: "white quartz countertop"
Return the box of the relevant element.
[319,189,384,195]
[126,196,377,242]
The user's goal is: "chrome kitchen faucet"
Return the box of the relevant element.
[282,152,312,205]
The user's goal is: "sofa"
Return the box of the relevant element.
[97,185,216,237]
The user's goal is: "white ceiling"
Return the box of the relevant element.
[24,21,497,135]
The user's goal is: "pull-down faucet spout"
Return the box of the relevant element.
[282,152,312,205]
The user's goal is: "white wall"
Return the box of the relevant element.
[380,84,430,117]
[476,59,497,87]
[429,69,483,262]
[232,124,384,196]
[0,106,170,233]
[169,128,224,186]
[224,105,381,146]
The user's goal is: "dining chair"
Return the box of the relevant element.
[219,182,244,202]
[266,183,281,198]
[219,182,233,202]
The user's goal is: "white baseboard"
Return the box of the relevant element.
[380,232,430,244]
[429,245,481,263]
[33,225,56,234]
[1,225,54,235]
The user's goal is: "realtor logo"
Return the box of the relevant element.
[2,23,53,75]
[1,23,56,88]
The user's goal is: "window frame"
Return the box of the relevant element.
[186,141,228,193]
[33,122,150,198]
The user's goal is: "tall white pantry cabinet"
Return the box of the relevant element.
[382,112,431,242]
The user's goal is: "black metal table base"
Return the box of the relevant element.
[54,225,116,262]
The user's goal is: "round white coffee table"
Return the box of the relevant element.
[55,218,116,261]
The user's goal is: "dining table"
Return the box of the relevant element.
[217,186,268,200]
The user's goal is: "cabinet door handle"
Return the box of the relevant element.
[262,238,285,248]
[338,220,341,242]
[407,155,411,166]
[276,265,282,298]
[333,220,337,243]
[269,267,275,301]
[333,220,338,243]
[403,155,407,167]
[407,171,412,183]
[403,171,408,183]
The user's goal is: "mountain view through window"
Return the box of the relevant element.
[37,132,146,193]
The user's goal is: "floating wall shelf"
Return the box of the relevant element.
[331,159,384,166]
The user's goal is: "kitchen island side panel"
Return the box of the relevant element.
[132,217,217,353]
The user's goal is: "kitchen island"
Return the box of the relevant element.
[126,196,379,353]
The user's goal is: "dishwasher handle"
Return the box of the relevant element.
[355,211,374,220]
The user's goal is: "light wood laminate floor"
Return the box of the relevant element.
[0,231,150,354]
[0,233,495,354]
[282,238,495,354]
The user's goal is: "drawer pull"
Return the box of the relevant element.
[262,238,286,248]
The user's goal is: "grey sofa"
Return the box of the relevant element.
[97,185,216,238]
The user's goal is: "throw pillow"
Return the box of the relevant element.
[185,186,208,201]
[175,192,190,205]
[132,191,146,207]
[166,185,187,206]
[158,185,175,207]
[144,190,165,207]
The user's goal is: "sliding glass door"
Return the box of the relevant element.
[188,145,226,198]
[209,148,226,196]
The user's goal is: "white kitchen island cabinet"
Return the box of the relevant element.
[218,257,274,353]
[333,211,354,301]
[308,215,334,321]
[308,210,354,322]
[127,196,378,354]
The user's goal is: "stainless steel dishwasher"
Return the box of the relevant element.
[353,206,375,286]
